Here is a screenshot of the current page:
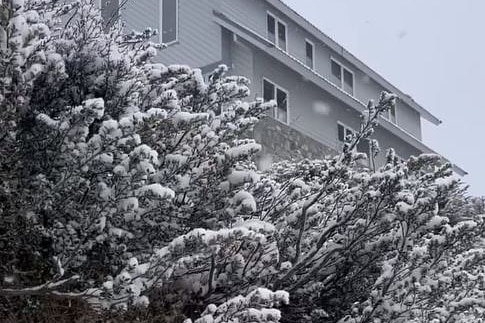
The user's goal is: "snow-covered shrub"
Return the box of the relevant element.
[0,0,281,316]
[1,1,484,323]
[247,95,485,322]
[186,288,289,323]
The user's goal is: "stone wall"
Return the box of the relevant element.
[253,117,338,168]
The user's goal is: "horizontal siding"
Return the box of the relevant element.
[121,0,222,68]
[122,0,159,39]
[231,38,254,79]
[120,0,422,139]
[372,126,421,166]
[253,49,354,150]
[219,0,267,36]
[218,0,423,138]
[395,101,422,139]
[250,47,422,161]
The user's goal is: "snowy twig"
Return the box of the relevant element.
[0,275,81,297]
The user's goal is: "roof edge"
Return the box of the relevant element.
[267,0,442,125]
[213,11,466,176]
[452,164,468,177]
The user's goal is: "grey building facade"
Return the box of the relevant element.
[111,0,466,175]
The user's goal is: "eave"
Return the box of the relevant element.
[212,10,466,176]
[265,0,442,125]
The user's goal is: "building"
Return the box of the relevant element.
[0,0,7,51]
[110,0,466,175]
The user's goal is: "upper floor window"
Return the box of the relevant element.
[331,58,354,95]
[338,122,370,159]
[383,105,397,124]
[160,0,178,44]
[263,78,289,124]
[267,12,287,51]
[305,39,314,69]
[337,122,354,143]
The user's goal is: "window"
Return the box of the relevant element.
[305,39,314,69]
[337,123,354,143]
[263,79,275,102]
[277,21,287,51]
[267,14,276,44]
[331,58,354,95]
[338,122,370,162]
[383,105,397,124]
[160,0,178,44]
[331,60,341,81]
[263,78,289,124]
[99,0,119,27]
[267,13,287,51]
[343,69,353,94]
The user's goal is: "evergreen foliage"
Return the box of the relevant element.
[0,1,483,322]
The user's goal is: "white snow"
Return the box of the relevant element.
[173,111,209,126]
[228,170,260,186]
[136,184,175,199]
[84,98,105,119]
[225,143,261,159]
[232,190,257,212]
[118,197,139,212]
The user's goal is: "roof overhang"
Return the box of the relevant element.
[212,10,466,176]
[265,0,442,125]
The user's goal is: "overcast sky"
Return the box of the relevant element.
[282,0,485,196]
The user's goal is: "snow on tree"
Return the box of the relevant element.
[185,288,290,323]
[249,100,485,322]
[1,1,484,322]
[0,0,282,316]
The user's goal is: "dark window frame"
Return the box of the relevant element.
[267,14,276,44]
[331,59,342,80]
[331,58,354,96]
[266,12,287,52]
[305,39,314,69]
[263,78,289,124]
[160,0,178,45]
[337,122,355,143]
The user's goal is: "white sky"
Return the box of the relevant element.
[282,0,485,196]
